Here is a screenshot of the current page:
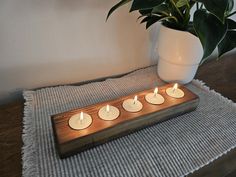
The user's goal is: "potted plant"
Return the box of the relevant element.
[107,0,236,84]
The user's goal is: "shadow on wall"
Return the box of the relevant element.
[0,56,152,105]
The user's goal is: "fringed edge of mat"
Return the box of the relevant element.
[21,78,236,177]
[182,79,236,177]
[22,91,38,177]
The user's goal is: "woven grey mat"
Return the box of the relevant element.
[22,66,236,177]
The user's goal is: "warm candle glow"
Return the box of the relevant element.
[106,105,110,113]
[123,95,143,112]
[98,105,120,120]
[133,95,138,104]
[154,87,158,96]
[69,112,92,130]
[173,83,178,93]
[166,83,184,98]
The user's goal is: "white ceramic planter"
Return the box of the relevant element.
[157,24,203,84]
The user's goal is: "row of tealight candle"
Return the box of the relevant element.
[69,83,184,130]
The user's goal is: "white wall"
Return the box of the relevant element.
[0,0,235,104]
[0,0,158,104]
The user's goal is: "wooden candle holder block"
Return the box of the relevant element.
[51,84,199,158]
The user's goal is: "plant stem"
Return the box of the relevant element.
[151,13,179,23]
[163,16,179,23]
[170,0,184,19]
[227,11,236,18]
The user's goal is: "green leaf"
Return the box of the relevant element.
[187,22,197,36]
[176,0,189,8]
[196,0,228,23]
[137,15,145,20]
[145,16,163,28]
[169,0,184,20]
[218,31,236,57]
[140,16,150,23]
[139,9,152,16]
[226,0,234,14]
[189,0,196,8]
[193,10,227,60]
[152,4,170,15]
[227,19,236,29]
[146,16,178,28]
[130,0,165,12]
[106,0,132,21]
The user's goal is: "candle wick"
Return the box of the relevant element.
[172,88,176,93]
[79,117,83,124]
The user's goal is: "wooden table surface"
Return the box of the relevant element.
[0,53,235,177]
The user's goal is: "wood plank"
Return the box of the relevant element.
[196,53,236,102]
[51,84,199,158]
[0,101,23,177]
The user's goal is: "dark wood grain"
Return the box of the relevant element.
[196,53,236,102]
[51,84,199,158]
[0,101,23,177]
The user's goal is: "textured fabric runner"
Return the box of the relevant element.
[22,66,236,177]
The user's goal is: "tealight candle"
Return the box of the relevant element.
[98,104,120,120]
[69,111,92,130]
[122,95,143,112]
[145,87,165,105]
[166,83,185,98]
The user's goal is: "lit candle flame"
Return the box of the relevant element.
[106,105,110,113]
[80,112,84,123]
[173,83,178,93]
[154,87,158,96]
[133,95,138,104]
